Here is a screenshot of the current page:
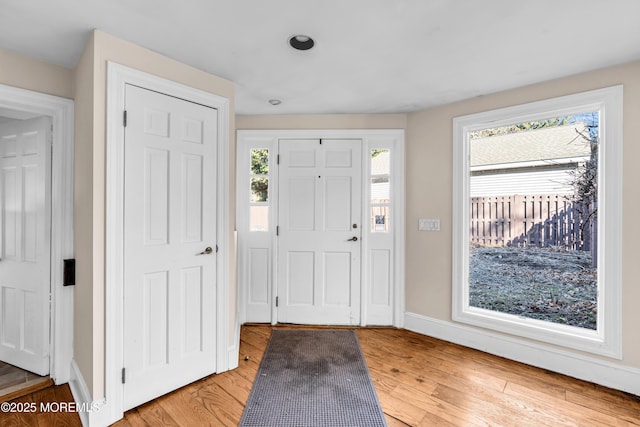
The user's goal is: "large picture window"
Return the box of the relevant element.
[452,86,622,357]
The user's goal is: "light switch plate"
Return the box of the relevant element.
[419,218,440,231]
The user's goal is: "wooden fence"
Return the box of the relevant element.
[470,194,597,255]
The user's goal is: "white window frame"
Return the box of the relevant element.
[452,86,623,358]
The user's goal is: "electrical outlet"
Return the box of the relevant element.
[419,218,440,231]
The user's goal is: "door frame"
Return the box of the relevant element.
[237,129,405,327]
[0,84,74,384]
[104,62,231,423]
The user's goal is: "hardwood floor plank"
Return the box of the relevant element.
[156,385,217,426]
[431,383,541,427]
[386,414,412,426]
[134,398,180,427]
[188,383,244,426]
[392,383,489,427]
[504,381,638,426]
[6,324,640,426]
[564,389,640,425]
[113,409,147,427]
[0,378,53,404]
[376,389,428,426]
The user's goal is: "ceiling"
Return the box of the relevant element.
[2,0,640,115]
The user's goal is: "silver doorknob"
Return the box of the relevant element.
[199,246,213,255]
[346,236,358,242]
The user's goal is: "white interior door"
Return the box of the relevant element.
[123,85,218,410]
[0,116,51,376]
[277,139,361,325]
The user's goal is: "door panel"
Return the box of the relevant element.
[123,85,217,410]
[324,252,351,305]
[277,139,361,325]
[325,176,353,230]
[287,176,316,230]
[287,251,314,305]
[0,116,51,376]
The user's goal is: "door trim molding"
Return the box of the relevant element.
[0,84,74,384]
[104,62,231,424]
[236,129,405,327]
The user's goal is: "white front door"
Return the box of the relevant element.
[123,85,218,410]
[0,116,51,376]
[277,139,362,325]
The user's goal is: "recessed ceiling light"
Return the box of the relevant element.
[268,99,282,106]
[289,34,315,51]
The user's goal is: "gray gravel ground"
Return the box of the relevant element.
[469,245,597,330]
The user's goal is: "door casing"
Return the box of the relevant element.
[0,84,74,385]
[236,129,405,328]
[104,62,232,425]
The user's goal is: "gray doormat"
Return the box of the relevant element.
[239,329,387,427]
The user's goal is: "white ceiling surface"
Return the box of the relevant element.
[2,0,640,115]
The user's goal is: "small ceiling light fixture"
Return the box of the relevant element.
[268,99,282,106]
[289,34,315,51]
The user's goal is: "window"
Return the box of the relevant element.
[452,86,622,357]
[250,148,270,231]
[370,149,390,233]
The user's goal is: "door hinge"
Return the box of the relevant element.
[123,110,128,127]
[121,368,126,384]
[277,154,280,165]
[319,139,322,145]
[276,296,279,307]
[276,225,279,236]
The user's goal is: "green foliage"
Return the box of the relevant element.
[251,149,269,175]
[250,149,269,202]
[251,178,269,202]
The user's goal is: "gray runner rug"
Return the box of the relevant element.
[239,329,387,427]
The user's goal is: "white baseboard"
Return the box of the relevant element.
[227,320,241,371]
[404,312,640,396]
[68,359,109,427]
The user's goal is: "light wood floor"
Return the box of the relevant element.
[6,324,640,426]
[0,361,51,403]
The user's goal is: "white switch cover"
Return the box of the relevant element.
[419,218,440,231]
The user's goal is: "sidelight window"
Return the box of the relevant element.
[250,149,270,231]
[370,149,391,233]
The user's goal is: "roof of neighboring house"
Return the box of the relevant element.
[371,150,390,175]
[470,123,591,168]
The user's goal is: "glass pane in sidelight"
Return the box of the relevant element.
[251,149,269,175]
[250,205,269,231]
[371,149,390,202]
[251,178,269,202]
[371,206,390,233]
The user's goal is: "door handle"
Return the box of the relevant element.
[199,246,214,255]
[346,236,358,242]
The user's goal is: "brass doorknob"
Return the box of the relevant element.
[199,246,213,255]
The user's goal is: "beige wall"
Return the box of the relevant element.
[0,47,73,99]
[72,32,97,397]
[72,30,236,399]
[406,60,640,368]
